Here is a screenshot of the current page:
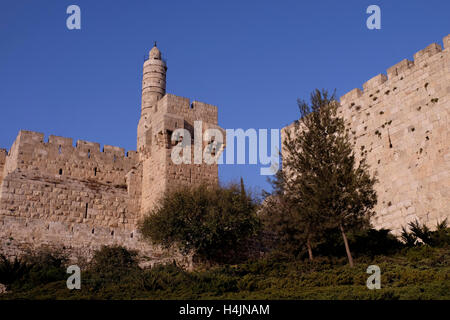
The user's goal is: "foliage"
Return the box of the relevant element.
[2,246,449,300]
[0,249,67,291]
[314,228,404,258]
[401,219,450,247]
[265,89,378,264]
[139,183,260,263]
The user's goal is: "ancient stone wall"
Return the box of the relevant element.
[4,130,138,186]
[0,214,191,268]
[0,149,6,187]
[283,34,450,235]
[0,130,149,261]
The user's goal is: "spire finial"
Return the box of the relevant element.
[154,41,157,47]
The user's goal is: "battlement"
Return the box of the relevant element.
[0,149,7,186]
[10,130,137,162]
[157,94,218,122]
[0,149,6,163]
[4,130,139,186]
[340,34,449,105]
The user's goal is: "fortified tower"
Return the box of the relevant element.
[137,44,222,216]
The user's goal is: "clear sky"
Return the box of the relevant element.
[1,0,449,194]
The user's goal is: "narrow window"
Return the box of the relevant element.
[130,233,133,238]
[92,228,95,234]
[111,230,114,236]
[58,145,62,154]
[94,168,97,176]
[84,203,88,219]
[88,149,91,159]
[59,168,63,175]
[113,155,116,162]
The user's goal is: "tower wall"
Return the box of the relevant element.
[139,94,221,216]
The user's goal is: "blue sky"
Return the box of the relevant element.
[0,0,449,194]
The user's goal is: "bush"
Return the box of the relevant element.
[139,184,260,263]
[0,249,67,291]
[401,219,450,247]
[314,228,404,258]
[90,245,139,274]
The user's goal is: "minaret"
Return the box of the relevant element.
[137,43,170,218]
[141,42,167,115]
[137,43,167,153]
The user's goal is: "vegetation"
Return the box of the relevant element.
[0,249,67,292]
[139,183,260,263]
[1,245,449,300]
[401,219,450,248]
[263,89,377,266]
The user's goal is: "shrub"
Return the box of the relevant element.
[0,249,67,290]
[139,184,260,263]
[401,219,450,247]
[314,228,404,258]
[89,245,139,275]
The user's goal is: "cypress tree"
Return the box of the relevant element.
[282,89,377,266]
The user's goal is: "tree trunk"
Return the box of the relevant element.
[306,235,314,261]
[339,223,354,267]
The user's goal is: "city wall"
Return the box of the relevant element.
[283,34,450,234]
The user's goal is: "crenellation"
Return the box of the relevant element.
[103,145,125,157]
[387,59,415,79]
[340,35,450,108]
[0,149,7,187]
[444,34,450,49]
[362,74,388,92]
[48,135,73,147]
[413,43,442,63]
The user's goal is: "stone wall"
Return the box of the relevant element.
[283,34,450,235]
[0,149,6,187]
[0,130,147,261]
[0,215,191,268]
[4,130,138,186]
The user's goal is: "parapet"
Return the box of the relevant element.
[157,94,218,123]
[16,130,45,144]
[8,130,137,165]
[0,149,7,159]
[340,34,449,105]
[76,140,101,153]
[0,149,7,166]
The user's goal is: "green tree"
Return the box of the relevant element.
[139,183,260,263]
[280,89,377,266]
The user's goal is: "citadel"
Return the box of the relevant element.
[1,34,449,262]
